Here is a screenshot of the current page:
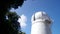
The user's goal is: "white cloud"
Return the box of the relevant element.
[18,14,27,28]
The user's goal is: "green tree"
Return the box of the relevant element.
[6,12,26,34]
[0,0,25,24]
[0,0,25,34]
[6,12,20,34]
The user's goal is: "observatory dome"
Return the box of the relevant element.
[31,11,51,22]
[35,11,47,19]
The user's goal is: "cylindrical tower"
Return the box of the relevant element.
[31,11,52,34]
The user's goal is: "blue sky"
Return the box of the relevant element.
[10,0,60,34]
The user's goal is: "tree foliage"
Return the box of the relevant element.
[5,12,26,34]
[0,0,25,34]
[6,12,20,34]
[0,0,24,23]
[0,11,21,34]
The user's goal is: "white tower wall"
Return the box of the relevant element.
[31,11,52,34]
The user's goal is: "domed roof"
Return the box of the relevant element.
[31,11,51,22]
[35,11,47,19]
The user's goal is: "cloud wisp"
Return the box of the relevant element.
[18,14,27,28]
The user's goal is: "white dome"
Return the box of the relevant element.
[35,11,47,19]
[31,11,51,22]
